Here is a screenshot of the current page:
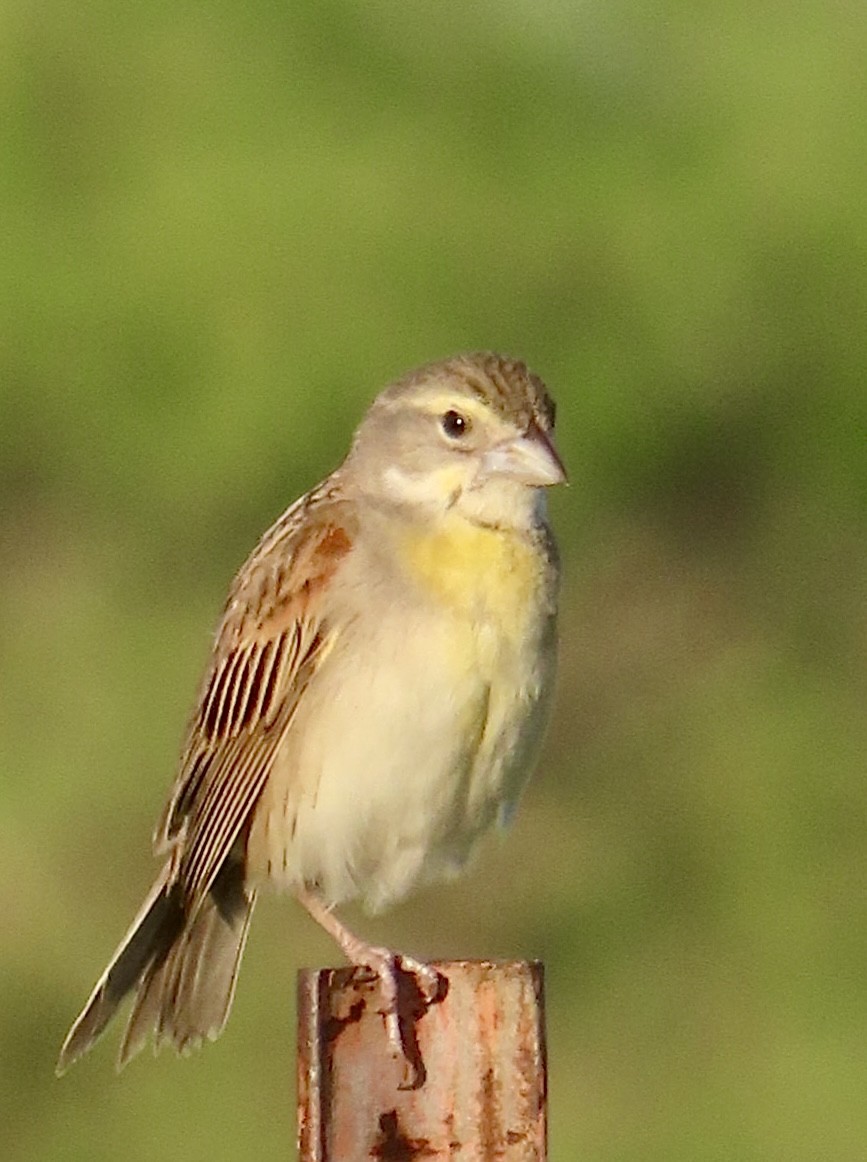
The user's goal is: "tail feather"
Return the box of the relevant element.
[57,859,255,1074]
[120,871,255,1065]
[56,863,183,1074]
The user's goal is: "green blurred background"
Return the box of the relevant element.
[2,1,866,1158]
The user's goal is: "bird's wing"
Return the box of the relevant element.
[155,486,355,917]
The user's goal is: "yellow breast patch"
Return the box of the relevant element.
[399,516,542,644]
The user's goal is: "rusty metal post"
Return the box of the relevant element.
[297,959,546,1160]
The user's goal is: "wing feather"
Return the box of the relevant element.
[153,490,355,918]
[180,628,327,912]
[244,639,274,727]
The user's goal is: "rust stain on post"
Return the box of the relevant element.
[298,960,546,1161]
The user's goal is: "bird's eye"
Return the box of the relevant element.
[441,410,470,439]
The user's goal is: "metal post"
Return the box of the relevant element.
[298,959,546,1160]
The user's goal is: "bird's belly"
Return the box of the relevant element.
[246,608,541,911]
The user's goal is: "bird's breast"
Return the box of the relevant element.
[397,516,546,654]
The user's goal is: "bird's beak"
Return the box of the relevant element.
[481,420,568,487]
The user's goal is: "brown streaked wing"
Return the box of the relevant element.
[153,492,355,919]
[179,626,326,915]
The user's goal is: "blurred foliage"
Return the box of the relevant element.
[2,0,866,1158]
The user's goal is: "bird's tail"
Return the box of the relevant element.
[57,859,255,1074]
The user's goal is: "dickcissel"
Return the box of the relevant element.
[57,352,565,1074]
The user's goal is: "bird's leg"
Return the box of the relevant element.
[296,887,442,1078]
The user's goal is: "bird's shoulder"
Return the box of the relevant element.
[217,475,359,650]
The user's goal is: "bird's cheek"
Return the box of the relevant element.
[432,464,470,506]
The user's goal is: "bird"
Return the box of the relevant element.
[56,352,566,1075]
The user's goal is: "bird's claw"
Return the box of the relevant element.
[357,947,445,1088]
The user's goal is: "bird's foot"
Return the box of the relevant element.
[350,944,445,1088]
[295,889,446,1087]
